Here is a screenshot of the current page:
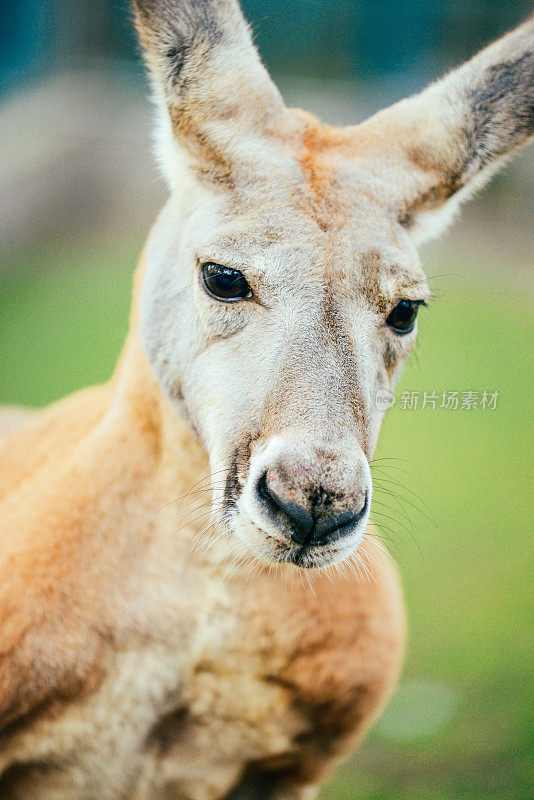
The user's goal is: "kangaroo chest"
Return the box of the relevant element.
[0,558,396,800]
[132,568,387,800]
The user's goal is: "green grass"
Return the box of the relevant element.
[1,242,532,799]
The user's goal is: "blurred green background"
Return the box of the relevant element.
[0,1,532,799]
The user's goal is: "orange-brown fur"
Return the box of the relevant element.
[1,3,531,797]
[0,284,404,796]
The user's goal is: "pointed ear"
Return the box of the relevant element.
[132,0,284,185]
[359,16,533,244]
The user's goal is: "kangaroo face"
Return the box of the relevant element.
[140,132,429,568]
[134,1,533,568]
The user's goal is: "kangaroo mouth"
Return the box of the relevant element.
[222,496,367,572]
[272,539,359,570]
[220,439,370,570]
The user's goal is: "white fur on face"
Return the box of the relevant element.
[139,182,426,569]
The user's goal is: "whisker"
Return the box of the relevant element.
[372,497,414,531]
[370,462,419,484]
[159,468,229,512]
[373,483,436,528]
[363,536,399,568]
[370,507,415,537]
[372,475,434,516]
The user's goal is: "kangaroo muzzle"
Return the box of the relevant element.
[235,434,372,566]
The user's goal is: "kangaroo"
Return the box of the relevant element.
[0,2,532,798]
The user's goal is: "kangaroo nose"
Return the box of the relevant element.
[258,472,368,546]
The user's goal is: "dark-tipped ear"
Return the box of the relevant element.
[132,0,284,184]
[359,16,533,243]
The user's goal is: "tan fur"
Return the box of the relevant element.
[0,3,532,797]
[0,408,34,447]
[0,313,404,798]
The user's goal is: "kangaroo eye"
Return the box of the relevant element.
[201,263,252,302]
[386,299,422,334]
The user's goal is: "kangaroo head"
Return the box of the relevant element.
[133,1,533,569]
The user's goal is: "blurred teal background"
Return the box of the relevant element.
[2,1,533,95]
[0,2,532,799]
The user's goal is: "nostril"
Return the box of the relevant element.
[257,472,314,545]
[313,492,369,542]
[256,472,271,504]
[257,474,369,547]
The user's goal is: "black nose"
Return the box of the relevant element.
[258,473,368,546]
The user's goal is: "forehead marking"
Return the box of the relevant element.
[298,121,348,233]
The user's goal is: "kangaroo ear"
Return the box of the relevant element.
[132,0,284,186]
[359,16,533,244]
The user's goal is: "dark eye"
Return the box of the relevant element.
[386,299,422,334]
[201,262,252,302]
